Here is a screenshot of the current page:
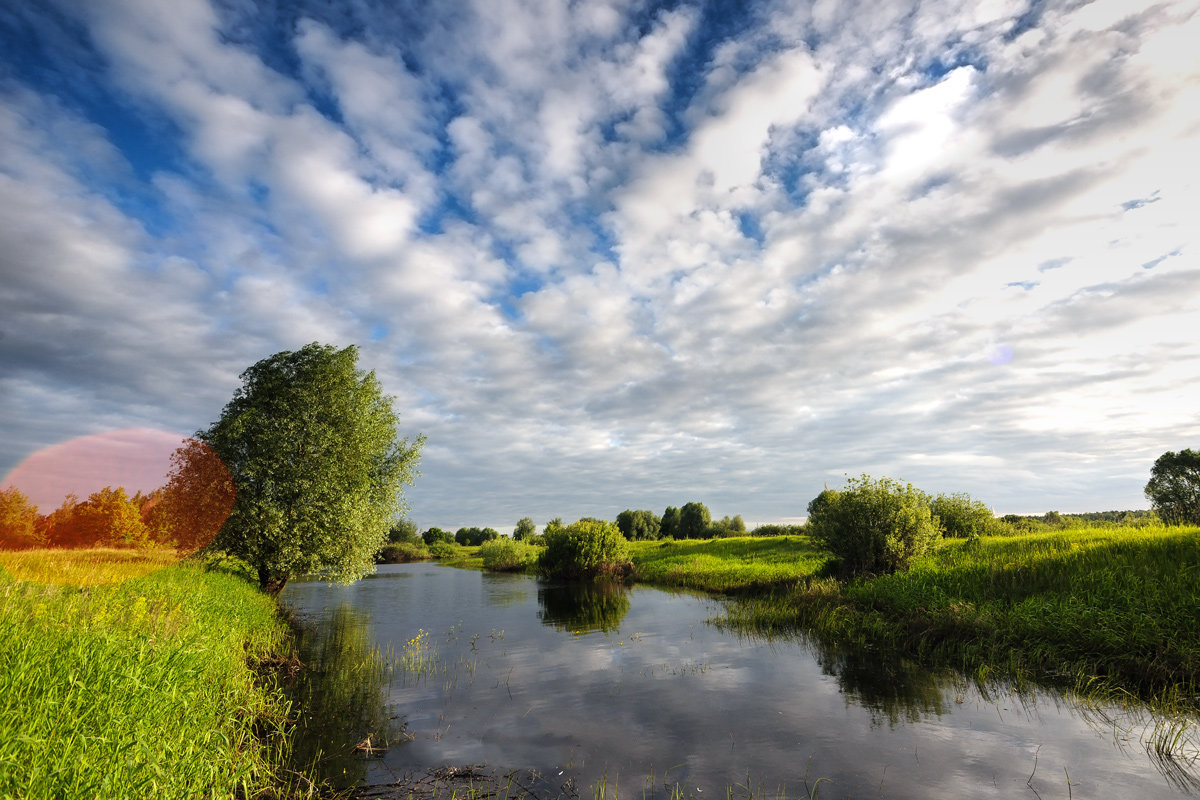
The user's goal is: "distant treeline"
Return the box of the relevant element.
[0,481,227,552]
[999,509,1159,531]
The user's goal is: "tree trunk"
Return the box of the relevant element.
[258,565,289,596]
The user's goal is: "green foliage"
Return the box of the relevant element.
[660,506,680,539]
[454,526,500,546]
[479,537,539,572]
[376,542,429,563]
[427,541,459,559]
[202,343,423,594]
[0,561,298,799]
[806,475,941,576]
[708,514,747,537]
[616,508,661,540]
[750,523,805,537]
[422,526,453,546]
[538,518,632,579]
[678,501,711,539]
[512,516,537,541]
[930,492,996,538]
[1145,448,1200,525]
[386,518,421,545]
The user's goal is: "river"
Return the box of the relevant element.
[280,562,1198,799]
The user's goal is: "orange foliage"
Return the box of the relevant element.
[0,486,42,550]
[150,438,236,553]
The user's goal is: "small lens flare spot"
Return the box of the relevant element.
[986,343,1014,365]
[0,429,234,585]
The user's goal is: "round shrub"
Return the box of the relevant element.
[807,475,941,577]
[538,518,632,579]
[479,537,539,572]
[930,492,996,538]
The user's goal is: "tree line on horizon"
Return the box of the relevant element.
[0,438,234,552]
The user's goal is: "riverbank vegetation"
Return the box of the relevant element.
[0,550,309,799]
[632,526,1200,706]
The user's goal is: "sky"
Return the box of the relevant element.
[1,0,1198,530]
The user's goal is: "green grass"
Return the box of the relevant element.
[0,546,180,586]
[0,553,309,799]
[709,526,1200,705]
[629,536,829,594]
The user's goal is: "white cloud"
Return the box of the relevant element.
[2,0,1198,526]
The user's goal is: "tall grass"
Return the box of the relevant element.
[0,552,306,799]
[0,546,179,585]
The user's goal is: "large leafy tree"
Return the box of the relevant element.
[200,344,423,594]
[1145,449,1200,526]
[678,501,712,539]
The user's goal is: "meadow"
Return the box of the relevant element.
[650,526,1200,706]
[0,550,312,800]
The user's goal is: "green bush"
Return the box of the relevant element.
[750,523,805,536]
[480,538,539,572]
[807,475,941,577]
[427,541,459,559]
[376,542,429,563]
[539,518,632,579]
[930,492,996,538]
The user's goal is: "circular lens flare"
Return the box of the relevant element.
[0,429,234,585]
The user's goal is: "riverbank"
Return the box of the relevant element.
[626,527,1200,706]
[0,550,313,800]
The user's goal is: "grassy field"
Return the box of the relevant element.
[0,546,180,585]
[628,535,828,593]
[0,550,309,800]
[697,526,1200,705]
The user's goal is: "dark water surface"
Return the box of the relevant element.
[281,563,1198,799]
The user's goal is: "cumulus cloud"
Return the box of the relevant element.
[1,0,1198,526]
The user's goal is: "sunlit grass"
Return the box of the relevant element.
[711,526,1200,705]
[0,554,310,799]
[0,545,180,585]
[629,536,828,593]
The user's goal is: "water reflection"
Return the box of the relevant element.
[280,564,1200,799]
[811,638,953,726]
[536,579,630,634]
[284,603,399,789]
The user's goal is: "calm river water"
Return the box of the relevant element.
[280,562,1198,799]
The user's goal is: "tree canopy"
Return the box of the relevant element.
[513,517,537,541]
[678,501,711,539]
[1145,449,1200,526]
[200,343,423,594]
[807,475,940,576]
[616,509,660,540]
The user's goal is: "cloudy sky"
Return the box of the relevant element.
[1,0,1197,528]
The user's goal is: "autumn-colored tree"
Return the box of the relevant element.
[45,487,149,548]
[145,438,236,552]
[0,486,42,549]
